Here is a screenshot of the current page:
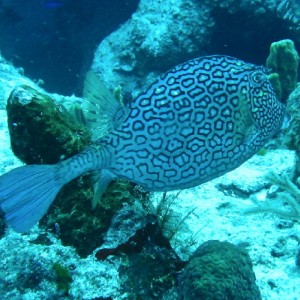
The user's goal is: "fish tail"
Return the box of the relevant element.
[0,145,110,232]
[0,164,66,233]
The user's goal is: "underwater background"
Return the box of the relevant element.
[0,0,300,299]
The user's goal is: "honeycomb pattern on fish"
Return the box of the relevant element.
[0,55,286,233]
[99,55,285,191]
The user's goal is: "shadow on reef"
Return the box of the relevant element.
[95,202,186,299]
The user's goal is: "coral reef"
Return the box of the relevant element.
[179,240,261,300]
[40,177,142,257]
[92,0,212,100]
[119,243,184,299]
[285,84,300,158]
[295,246,300,267]
[0,230,125,299]
[92,0,300,100]
[266,39,299,101]
[0,233,59,298]
[0,54,42,109]
[277,0,300,29]
[7,85,90,164]
[0,2,300,299]
[95,202,173,260]
[95,202,184,299]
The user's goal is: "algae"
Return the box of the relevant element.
[7,85,90,164]
[52,262,72,294]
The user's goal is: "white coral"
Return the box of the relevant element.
[245,172,300,220]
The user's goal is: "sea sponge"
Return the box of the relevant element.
[266,39,299,102]
[179,240,261,300]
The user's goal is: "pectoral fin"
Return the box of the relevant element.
[233,94,258,146]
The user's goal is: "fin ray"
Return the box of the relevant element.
[82,71,129,140]
[0,165,63,232]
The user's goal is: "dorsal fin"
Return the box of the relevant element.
[82,71,129,140]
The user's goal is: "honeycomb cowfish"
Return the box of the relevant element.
[0,55,285,232]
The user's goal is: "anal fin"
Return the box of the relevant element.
[91,170,114,209]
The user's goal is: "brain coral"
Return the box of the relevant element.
[179,240,261,300]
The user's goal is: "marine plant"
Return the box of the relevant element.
[245,172,300,221]
[154,191,186,240]
[144,191,199,243]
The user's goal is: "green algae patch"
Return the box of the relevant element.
[7,85,90,164]
[256,148,268,156]
[41,177,141,257]
[52,262,72,294]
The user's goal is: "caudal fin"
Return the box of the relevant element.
[0,164,64,233]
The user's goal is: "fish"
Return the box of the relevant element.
[0,55,285,233]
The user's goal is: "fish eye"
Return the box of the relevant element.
[251,71,263,83]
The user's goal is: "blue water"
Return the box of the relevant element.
[0,0,139,95]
